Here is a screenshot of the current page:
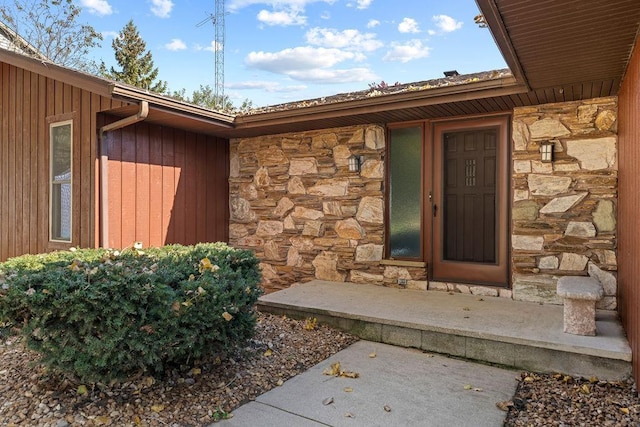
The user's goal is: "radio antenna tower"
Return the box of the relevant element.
[197,0,225,102]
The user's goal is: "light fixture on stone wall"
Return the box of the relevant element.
[540,141,554,163]
[348,155,363,172]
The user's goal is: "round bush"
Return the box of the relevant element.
[0,243,262,383]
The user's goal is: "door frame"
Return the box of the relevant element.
[430,116,510,286]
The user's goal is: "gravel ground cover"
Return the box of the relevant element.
[1,312,639,426]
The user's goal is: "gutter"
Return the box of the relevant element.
[97,101,149,249]
[234,76,528,128]
[108,83,236,126]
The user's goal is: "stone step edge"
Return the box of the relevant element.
[257,300,631,363]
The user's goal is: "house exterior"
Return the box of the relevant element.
[1,1,640,383]
[0,48,232,261]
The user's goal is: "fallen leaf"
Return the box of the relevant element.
[563,375,573,383]
[496,401,513,411]
[384,405,392,412]
[345,412,355,418]
[344,387,353,393]
[580,384,591,394]
[77,385,88,395]
[94,416,110,425]
[133,415,142,425]
[171,301,181,312]
[323,397,334,406]
[151,404,165,413]
[620,407,630,415]
[369,352,377,358]
[304,317,318,330]
[181,300,193,307]
[463,384,472,390]
[191,368,201,376]
[264,348,273,357]
[276,379,284,386]
[589,376,599,383]
[141,376,155,387]
[323,362,341,376]
[222,311,234,321]
[322,361,359,378]
[524,376,535,383]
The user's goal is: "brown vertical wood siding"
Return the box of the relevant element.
[618,40,640,385]
[103,119,229,249]
[0,62,125,261]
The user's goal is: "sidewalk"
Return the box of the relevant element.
[219,340,518,427]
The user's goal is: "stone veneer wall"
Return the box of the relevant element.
[512,97,618,309]
[229,125,429,293]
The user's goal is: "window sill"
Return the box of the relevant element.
[380,259,427,268]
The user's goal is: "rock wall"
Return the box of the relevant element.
[230,96,619,304]
[229,125,397,292]
[512,97,618,308]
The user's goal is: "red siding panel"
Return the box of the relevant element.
[0,62,127,261]
[105,119,229,249]
[618,40,640,385]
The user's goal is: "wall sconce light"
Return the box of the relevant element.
[540,141,554,163]
[348,155,363,172]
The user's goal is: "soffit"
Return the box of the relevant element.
[477,0,640,93]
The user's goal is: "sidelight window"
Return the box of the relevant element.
[50,120,72,242]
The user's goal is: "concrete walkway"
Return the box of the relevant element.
[258,280,632,380]
[219,341,518,427]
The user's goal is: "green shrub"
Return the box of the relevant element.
[0,243,262,383]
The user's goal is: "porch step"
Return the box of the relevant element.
[258,280,632,381]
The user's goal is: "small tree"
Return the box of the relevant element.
[192,84,233,111]
[102,20,167,93]
[0,0,102,71]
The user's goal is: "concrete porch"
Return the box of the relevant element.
[258,280,632,380]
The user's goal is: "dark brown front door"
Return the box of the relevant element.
[431,117,509,286]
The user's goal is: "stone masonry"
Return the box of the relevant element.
[230,97,618,305]
[512,97,618,309]
[228,125,429,292]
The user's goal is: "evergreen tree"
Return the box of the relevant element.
[102,20,167,93]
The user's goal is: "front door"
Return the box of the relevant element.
[431,117,509,286]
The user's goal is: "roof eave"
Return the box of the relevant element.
[475,0,530,90]
[109,83,236,125]
[234,76,527,129]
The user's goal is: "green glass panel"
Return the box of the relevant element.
[389,126,422,258]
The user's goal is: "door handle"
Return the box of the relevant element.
[433,203,438,217]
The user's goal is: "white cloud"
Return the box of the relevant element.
[356,0,372,9]
[227,81,307,93]
[228,0,335,13]
[80,0,112,16]
[398,17,420,34]
[383,39,431,63]
[165,39,186,51]
[101,31,119,39]
[366,19,380,28]
[246,47,356,73]
[150,0,174,18]
[306,28,383,52]
[287,67,376,83]
[432,15,463,32]
[257,9,306,26]
[196,41,223,52]
[245,46,377,84]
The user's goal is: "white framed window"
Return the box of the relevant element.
[50,120,72,242]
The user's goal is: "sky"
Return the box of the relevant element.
[75,0,507,108]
